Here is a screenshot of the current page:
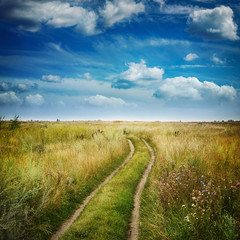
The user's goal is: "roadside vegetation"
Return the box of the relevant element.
[0,119,239,240]
[61,137,150,240]
[0,120,128,240]
[139,122,240,240]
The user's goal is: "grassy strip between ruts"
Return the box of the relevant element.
[31,140,130,240]
[60,136,150,240]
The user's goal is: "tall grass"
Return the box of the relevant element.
[140,122,240,239]
[0,121,128,239]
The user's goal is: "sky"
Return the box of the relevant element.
[0,0,240,121]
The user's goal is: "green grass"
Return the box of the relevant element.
[0,121,129,240]
[139,122,240,240]
[60,137,150,240]
[31,147,130,240]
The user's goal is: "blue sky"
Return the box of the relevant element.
[0,0,239,121]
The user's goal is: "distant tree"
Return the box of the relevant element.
[9,115,21,130]
[57,119,60,122]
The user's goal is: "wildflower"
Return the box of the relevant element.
[184,216,190,222]
[192,197,196,200]
[201,175,204,178]
[201,212,204,216]
[231,186,236,189]
[236,183,240,186]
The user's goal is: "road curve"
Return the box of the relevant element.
[128,139,155,240]
[50,139,134,240]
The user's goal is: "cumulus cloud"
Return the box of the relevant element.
[112,59,164,89]
[84,94,135,107]
[188,6,239,40]
[154,76,237,101]
[0,0,98,35]
[41,75,61,83]
[0,82,38,92]
[15,83,38,92]
[0,91,22,105]
[212,54,224,64]
[25,94,44,106]
[184,53,199,61]
[100,0,144,27]
[0,82,9,91]
[121,60,164,81]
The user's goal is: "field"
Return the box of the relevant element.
[0,120,239,240]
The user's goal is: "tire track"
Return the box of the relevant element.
[50,139,134,240]
[128,139,155,240]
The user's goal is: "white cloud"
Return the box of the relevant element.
[148,38,190,46]
[25,94,44,106]
[184,53,199,61]
[1,1,98,35]
[84,94,135,107]
[212,54,224,64]
[16,84,28,91]
[161,5,195,15]
[112,60,164,89]
[41,75,61,83]
[154,76,237,101]
[120,59,164,82]
[45,2,98,35]
[84,72,92,80]
[188,6,239,40]
[153,0,166,4]
[0,82,9,91]
[100,0,145,27]
[0,91,22,105]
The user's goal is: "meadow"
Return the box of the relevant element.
[0,120,128,239]
[0,119,239,239]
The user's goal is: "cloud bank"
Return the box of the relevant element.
[154,76,237,101]
[0,91,22,105]
[84,94,135,107]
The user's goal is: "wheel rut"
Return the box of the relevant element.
[50,139,134,240]
[128,139,155,240]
